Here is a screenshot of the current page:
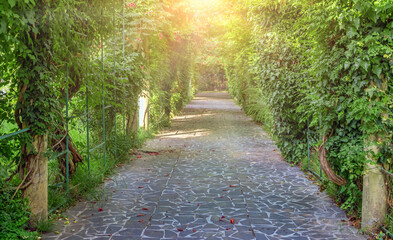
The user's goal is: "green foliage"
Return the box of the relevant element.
[0,179,38,240]
[35,218,54,233]
[1,0,198,237]
[220,0,393,216]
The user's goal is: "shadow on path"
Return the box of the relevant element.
[44,92,365,240]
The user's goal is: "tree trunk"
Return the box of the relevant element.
[23,134,48,224]
[361,135,387,231]
[126,106,139,138]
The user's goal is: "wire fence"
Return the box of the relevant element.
[306,119,324,180]
[0,0,137,214]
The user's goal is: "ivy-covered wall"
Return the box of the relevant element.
[220,0,393,216]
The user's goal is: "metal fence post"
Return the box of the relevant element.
[113,7,117,160]
[319,115,322,178]
[307,118,310,171]
[122,0,126,134]
[66,65,70,199]
[86,85,90,173]
[101,6,106,167]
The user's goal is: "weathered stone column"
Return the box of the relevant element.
[24,134,48,224]
[361,134,387,231]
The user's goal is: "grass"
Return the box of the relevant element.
[1,116,156,207]
[1,115,156,239]
[46,120,157,213]
[35,218,55,233]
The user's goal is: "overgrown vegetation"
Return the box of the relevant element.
[2,0,393,237]
[1,0,201,238]
[217,0,393,220]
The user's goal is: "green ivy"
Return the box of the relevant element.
[220,0,393,216]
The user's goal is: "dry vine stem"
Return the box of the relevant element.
[318,135,347,186]
[13,135,46,199]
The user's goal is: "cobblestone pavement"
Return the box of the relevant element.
[43,92,366,240]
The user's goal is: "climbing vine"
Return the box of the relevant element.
[2,0,393,237]
[219,0,393,216]
[1,0,199,236]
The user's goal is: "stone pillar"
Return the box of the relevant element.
[361,135,387,231]
[24,134,48,224]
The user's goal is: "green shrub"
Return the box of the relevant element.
[0,180,38,240]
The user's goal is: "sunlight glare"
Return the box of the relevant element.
[189,0,222,10]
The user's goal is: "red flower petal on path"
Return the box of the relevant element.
[230,218,235,224]
[142,208,149,210]
[193,229,196,232]
[229,185,236,187]
[197,204,200,206]
[98,208,103,212]
[223,189,229,191]
[226,227,231,230]
[137,214,145,217]
[138,219,144,222]
[221,216,225,218]
[177,228,183,231]
[138,186,144,188]
[137,155,142,158]
[184,144,186,147]
[219,219,223,221]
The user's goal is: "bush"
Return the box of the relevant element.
[0,179,38,240]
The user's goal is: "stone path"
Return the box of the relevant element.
[44,92,366,240]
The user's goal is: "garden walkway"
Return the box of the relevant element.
[44,92,365,240]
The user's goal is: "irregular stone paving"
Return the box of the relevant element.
[43,92,366,240]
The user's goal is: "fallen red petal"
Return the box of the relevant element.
[221,216,225,218]
[137,214,146,217]
[137,155,142,158]
[142,208,149,210]
[197,204,200,206]
[177,228,183,231]
[230,218,235,224]
[138,220,144,222]
[229,185,236,187]
[138,186,144,188]
[226,227,231,230]
[98,208,103,212]
[193,229,196,232]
